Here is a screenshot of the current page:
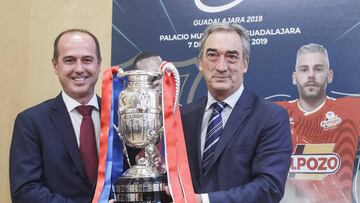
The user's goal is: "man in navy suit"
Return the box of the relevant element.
[10,29,102,203]
[181,23,292,203]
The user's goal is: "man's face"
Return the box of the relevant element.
[293,52,333,101]
[199,31,248,100]
[52,32,101,103]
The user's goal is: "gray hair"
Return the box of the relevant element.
[296,43,329,67]
[198,23,250,63]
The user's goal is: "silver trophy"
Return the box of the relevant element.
[113,67,180,203]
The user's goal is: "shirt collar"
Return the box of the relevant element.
[206,84,244,111]
[297,97,327,116]
[61,91,99,113]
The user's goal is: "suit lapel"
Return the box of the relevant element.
[210,89,254,170]
[48,94,88,182]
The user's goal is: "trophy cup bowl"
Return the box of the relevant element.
[113,70,170,203]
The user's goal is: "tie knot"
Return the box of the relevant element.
[76,105,93,116]
[211,102,226,114]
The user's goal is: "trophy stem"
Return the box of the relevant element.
[144,130,160,169]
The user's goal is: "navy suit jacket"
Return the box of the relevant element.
[10,93,100,203]
[181,89,292,203]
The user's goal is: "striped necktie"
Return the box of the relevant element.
[202,102,226,173]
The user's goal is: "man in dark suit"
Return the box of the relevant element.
[181,23,292,203]
[10,29,102,203]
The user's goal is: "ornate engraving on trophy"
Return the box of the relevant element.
[113,70,172,202]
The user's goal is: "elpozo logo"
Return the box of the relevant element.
[320,111,342,129]
[290,154,341,174]
[194,0,245,13]
[289,144,341,180]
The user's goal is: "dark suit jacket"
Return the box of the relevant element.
[181,89,292,203]
[10,93,100,203]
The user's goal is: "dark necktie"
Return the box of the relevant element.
[202,102,227,173]
[76,105,98,183]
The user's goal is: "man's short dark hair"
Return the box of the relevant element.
[52,29,102,63]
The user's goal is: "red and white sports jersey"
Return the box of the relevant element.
[277,97,360,203]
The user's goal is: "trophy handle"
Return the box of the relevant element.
[113,124,132,168]
[161,62,180,112]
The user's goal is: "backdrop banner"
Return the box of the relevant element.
[112,0,360,103]
[111,1,360,202]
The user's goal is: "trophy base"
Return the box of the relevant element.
[123,165,164,178]
[113,174,171,203]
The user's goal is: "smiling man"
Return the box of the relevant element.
[181,23,292,203]
[10,29,102,203]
